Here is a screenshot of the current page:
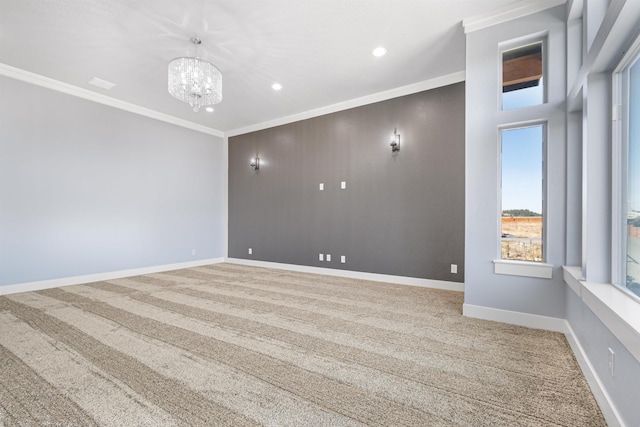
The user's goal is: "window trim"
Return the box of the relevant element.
[494,259,553,279]
[497,121,548,266]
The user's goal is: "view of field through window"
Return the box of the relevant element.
[626,58,640,297]
[501,125,543,262]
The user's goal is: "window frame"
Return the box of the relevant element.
[494,121,552,279]
[498,35,548,111]
[612,34,640,302]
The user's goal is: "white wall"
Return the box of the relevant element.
[0,76,226,286]
[464,6,567,318]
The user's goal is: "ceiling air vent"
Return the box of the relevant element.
[88,77,116,90]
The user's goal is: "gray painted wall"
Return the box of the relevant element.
[0,76,226,286]
[563,2,640,424]
[566,288,640,427]
[229,83,465,282]
[465,6,567,318]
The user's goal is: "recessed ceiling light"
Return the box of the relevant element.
[272,83,282,91]
[205,107,214,113]
[88,77,116,90]
[372,47,387,57]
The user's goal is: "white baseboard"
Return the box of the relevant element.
[462,303,565,332]
[225,258,465,291]
[564,321,623,427]
[0,258,225,296]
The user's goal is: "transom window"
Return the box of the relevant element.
[501,41,545,110]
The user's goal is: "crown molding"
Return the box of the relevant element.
[226,71,466,137]
[0,63,224,138]
[2,62,464,140]
[463,0,566,34]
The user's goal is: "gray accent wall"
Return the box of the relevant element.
[229,83,465,282]
[0,76,226,286]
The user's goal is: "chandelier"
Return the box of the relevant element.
[168,37,222,112]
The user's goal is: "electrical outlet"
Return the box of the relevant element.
[341,181,346,189]
[248,248,252,255]
[319,253,324,261]
[608,348,615,377]
[451,264,458,274]
[319,183,324,191]
[341,255,346,263]
[326,254,331,262]
[192,249,196,255]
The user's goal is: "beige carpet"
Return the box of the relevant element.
[0,263,605,426]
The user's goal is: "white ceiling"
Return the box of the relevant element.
[0,0,523,133]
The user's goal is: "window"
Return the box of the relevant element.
[501,41,545,110]
[620,50,640,298]
[500,125,545,262]
[495,37,551,278]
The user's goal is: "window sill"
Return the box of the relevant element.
[563,266,640,364]
[493,259,553,279]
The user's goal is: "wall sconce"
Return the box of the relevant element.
[250,157,260,171]
[390,128,400,152]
